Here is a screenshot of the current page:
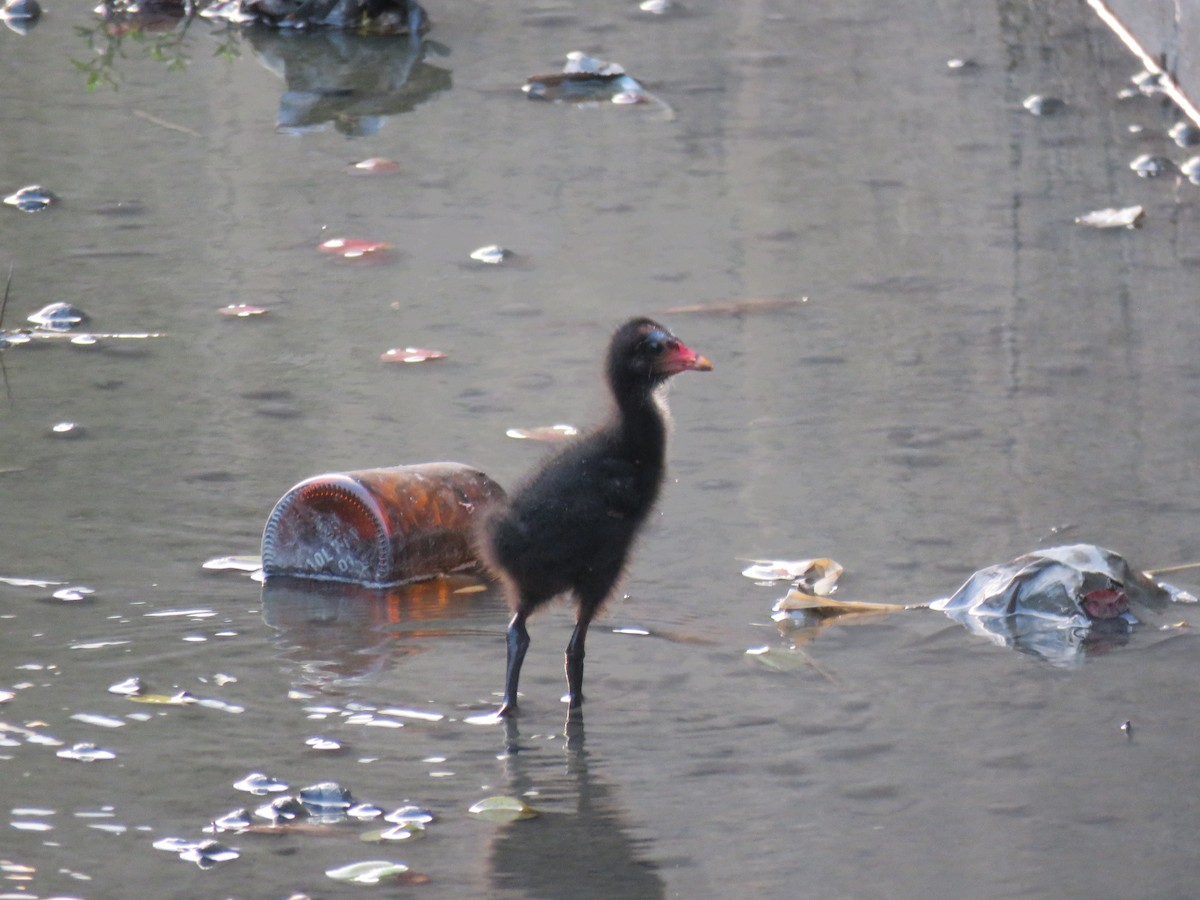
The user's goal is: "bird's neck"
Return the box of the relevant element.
[612,384,669,463]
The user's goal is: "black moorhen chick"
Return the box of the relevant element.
[481,318,712,716]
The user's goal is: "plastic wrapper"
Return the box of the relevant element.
[929,544,1194,666]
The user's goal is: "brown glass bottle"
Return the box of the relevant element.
[261,462,506,587]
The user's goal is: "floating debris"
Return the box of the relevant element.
[384,805,435,826]
[469,244,510,265]
[298,782,355,819]
[741,558,843,593]
[380,347,446,364]
[153,836,240,869]
[506,424,579,442]
[325,860,413,886]
[48,422,87,439]
[1120,720,1133,738]
[1182,156,1200,184]
[28,302,89,331]
[1022,94,1064,116]
[305,736,344,752]
[318,238,392,259]
[255,795,309,824]
[638,0,674,13]
[1,0,42,33]
[467,796,540,822]
[946,57,978,71]
[1168,121,1200,147]
[70,712,125,729]
[1074,205,1145,230]
[56,742,116,762]
[523,51,671,117]
[4,185,57,212]
[362,822,426,842]
[206,808,253,834]
[1129,154,1174,178]
[218,304,270,318]
[108,677,144,696]
[234,772,290,795]
[51,585,96,603]
[348,158,400,175]
[202,555,263,573]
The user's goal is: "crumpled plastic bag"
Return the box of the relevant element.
[929,544,1194,667]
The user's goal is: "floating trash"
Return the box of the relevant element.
[638,0,673,14]
[4,185,57,212]
[946,57,978,71]
[234,772,289,795]
[469,244,510,265]
[153,836,239,869]
[347,158,399,175]
[202,555,263,573]
[522,51,671,116]
[467,796,540,822]
[298,782,354,817]
[318,238,392,259]
[1022,94,1064,116]
[56,742,116,762]
[384,805,435,826]
[49,422,86,439]
[1074,205,1145,230]
[129,690,196,705]
[108,677,144,696]
[325,860,411,885]
[741,557,843,594]
[380,347,446,364]
[206,808,253,834]
[929,544,1194,667]
[70,712,125,729]
[1,0,42,33]
[1168,121,1200,147]
[218,304,269,318]
[362,821,426,842]
[255,795,308,824]
[1129,154,1174,178]
[51,585,96,603]
[505,424,579,442]
[28,302,89,331]
[305,736,344,752]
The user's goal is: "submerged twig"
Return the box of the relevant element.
[1146,561,1200,576]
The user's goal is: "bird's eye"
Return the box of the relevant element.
[645,339,664,355]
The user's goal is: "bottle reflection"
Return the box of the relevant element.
[260,574,497,689]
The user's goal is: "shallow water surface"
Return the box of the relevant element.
[2,1,1200,898]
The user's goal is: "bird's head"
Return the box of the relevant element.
[608,318,713,391]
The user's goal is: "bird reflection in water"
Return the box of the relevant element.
[487,715,666,900]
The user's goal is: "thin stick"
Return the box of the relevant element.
[0,264,12,332]
[1145,562,1200,576]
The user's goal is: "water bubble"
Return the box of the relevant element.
[57,742,116,762]
[233,772,289,795]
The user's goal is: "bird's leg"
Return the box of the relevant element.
[499,611,530,717]
[564,606,596,710]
